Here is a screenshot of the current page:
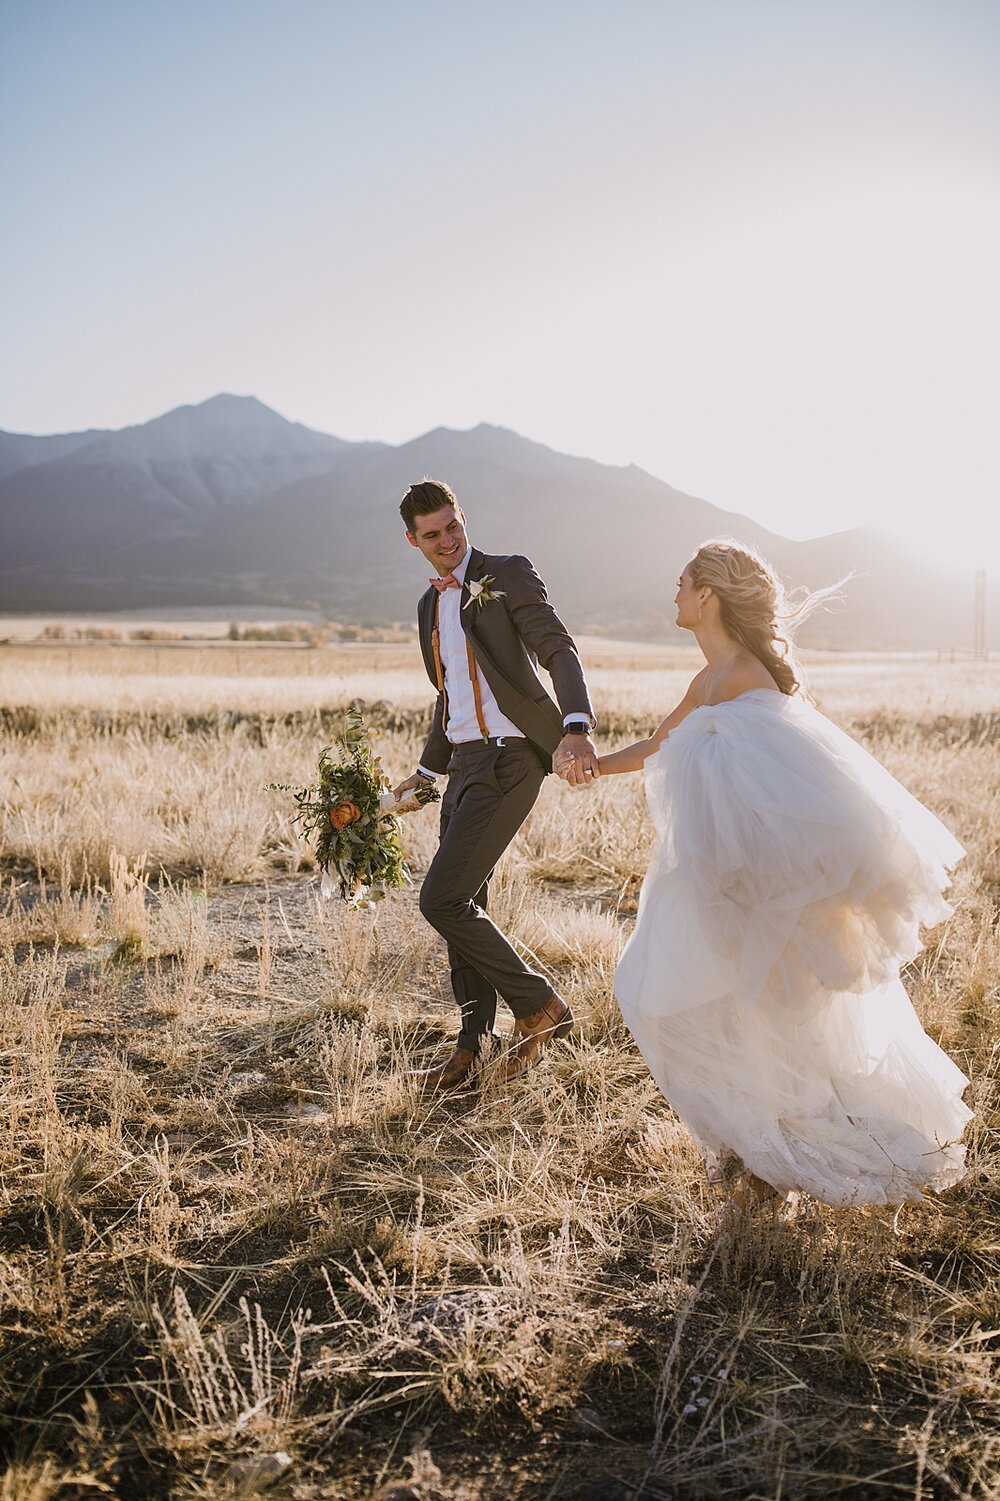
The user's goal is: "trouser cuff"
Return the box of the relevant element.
[507,984,556,1021]
[457,1025,501,1054]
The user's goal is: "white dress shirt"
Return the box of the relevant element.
[418,545,592,778]
[434,547,523,746]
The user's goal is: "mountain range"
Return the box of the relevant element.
[0,393,990,648]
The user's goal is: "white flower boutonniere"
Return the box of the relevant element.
[463,574,506,610]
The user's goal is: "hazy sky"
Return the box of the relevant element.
[2,0,998,565]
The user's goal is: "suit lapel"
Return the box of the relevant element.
[417,585,437,684]
[460,548,487,640]
[459,548,511,690]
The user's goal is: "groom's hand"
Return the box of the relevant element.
[555,733,600,787]
[394,770,435,798]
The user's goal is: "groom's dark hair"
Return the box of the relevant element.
[400,478,459,533]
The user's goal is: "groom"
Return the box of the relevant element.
[393,479,599,1091]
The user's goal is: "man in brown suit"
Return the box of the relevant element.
[393,479,599,1090]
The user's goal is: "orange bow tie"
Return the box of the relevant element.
[429,573,462,593]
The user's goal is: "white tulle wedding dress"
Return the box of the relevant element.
[614,689,971,1206]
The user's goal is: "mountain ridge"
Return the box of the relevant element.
[0,395,990,649]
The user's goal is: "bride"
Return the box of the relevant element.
[556,539,971,1209]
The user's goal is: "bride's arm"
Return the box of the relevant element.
[596,677,702,776]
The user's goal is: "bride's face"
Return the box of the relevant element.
[674,565,703,630]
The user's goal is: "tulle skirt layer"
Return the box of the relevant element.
[614,691,971,1206]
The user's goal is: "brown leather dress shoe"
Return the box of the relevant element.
[499,993,574,1082]
[410,1045,478,1093]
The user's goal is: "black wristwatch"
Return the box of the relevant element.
[565,721,592,735]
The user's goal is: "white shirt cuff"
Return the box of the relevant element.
[416,764,440,780]
[563,713,594,729]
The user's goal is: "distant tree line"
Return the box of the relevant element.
[31,620,417,645]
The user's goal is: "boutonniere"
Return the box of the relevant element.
[463,574,506,610]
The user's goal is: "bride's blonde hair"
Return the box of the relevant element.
[690,538,843,697]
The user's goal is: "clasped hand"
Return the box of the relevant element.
[553,734,600,788]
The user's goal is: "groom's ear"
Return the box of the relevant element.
[406,530,418,549]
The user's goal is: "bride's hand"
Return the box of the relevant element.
[553,747,580,782]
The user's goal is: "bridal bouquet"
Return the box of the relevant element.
[266,707,439,906]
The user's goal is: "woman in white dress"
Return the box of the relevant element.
[557,539,970,1208]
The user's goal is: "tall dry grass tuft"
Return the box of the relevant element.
[144,1285,310,1454]
[1,859,104,947]
[107,848,150,960]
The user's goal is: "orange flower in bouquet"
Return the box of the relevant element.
[266,707,438,905]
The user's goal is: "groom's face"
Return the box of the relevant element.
[406,504,469,575]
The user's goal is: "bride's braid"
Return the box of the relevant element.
[691,539,842,697]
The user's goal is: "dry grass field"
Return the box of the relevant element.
[1,640,998,1500]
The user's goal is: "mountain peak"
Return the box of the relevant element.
[126,394,353,457]
[201,392,266,408]
[195,392,275,417]
[150,393,295,433]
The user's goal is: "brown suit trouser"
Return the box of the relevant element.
[418,738,551,1051]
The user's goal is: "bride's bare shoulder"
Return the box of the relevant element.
[704,655,779,705]
[687,666,711,705]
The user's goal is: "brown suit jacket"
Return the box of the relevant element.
[417,548,594,775]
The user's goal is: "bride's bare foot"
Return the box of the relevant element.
[747,1172,782,1204]
[722,1172,786,1218]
